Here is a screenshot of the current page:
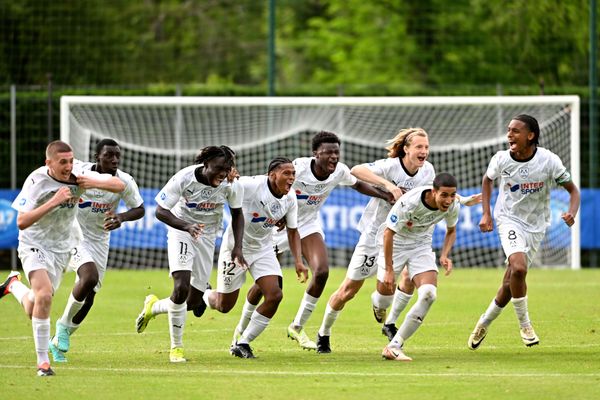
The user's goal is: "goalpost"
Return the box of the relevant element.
[61,96,580,270]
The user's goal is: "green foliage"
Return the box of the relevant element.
[0,1,596,87]
[1,268,599,399]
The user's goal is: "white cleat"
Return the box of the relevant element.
[520,325,540,347]
[381,345,412,361]
[287,324,317,351]
[468,318,488,350]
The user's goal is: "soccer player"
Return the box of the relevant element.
[467,114,580,350]
[203,157,309,359]
[381,173,460,361]
[315,128,435,353]
[378,191,481,341]
[0,140,125,376]
[49,139,145,363]
[135,146,244,363]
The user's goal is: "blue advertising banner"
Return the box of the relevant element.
[1,187,599,249]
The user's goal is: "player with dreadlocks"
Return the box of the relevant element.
[134,145,246,363]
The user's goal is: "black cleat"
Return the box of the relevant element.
[230,342,256,359]
[0,271,21,300]
[37,362,55,377]
[192,301,207,318]
[316,334,331,354]
[193,283,212,318]
[381,323,398,341]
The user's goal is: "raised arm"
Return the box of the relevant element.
[351,181,395,204]
[351,164,404,201]
[17,187,73,230]
[77,174,126,193]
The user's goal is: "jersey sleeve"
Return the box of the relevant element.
[423,163,436,186]
[227,179,244,209]
[364,158,388,178]
[338,163,358,186]
[155,172,184,209]
[485,152,502,180]
[12,176,39,212]
[385,201,409,233]
[549,152,571,185]
[284,195,299,230]
[444,201,461,228]
[121,174,144,209]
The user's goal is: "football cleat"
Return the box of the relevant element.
[37,362,55,377]
[287,324,317,350]
[49,338,67,363]
[316,334,331,354]
[136,294,158,333]
[0,271,21,300]
[381,345,412,361]
[230,342,255,359]
[520,325,540,347]
[372,305,387,324]
[193,284,211,318]
[381,323,398,341]
[468,318,488,350]
[54,322,71,353]
[169,347,187,363]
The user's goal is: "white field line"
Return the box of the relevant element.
[0,364,599,378]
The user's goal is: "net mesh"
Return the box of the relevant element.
[63,97,577,269]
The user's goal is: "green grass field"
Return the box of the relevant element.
[1,267,599,399]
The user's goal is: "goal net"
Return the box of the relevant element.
[61,96,580,270]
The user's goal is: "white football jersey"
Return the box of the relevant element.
[11,164,99,252]
[383,185,460,249]
[486,147,571,233]
[292,157,357,228]
[76,162,144,242]
[156,164,242,232]
[222,175,298,252]
[357,158,435,235]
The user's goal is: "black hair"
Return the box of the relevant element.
[95,138,120,156]
[312,131,341,152]
[433,172,458,189]
[194,145,236,169]
[268,157,293,173]
[513,114,540,145]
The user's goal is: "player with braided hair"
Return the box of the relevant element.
[135,145,245,363]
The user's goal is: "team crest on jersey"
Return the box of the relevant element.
[403,181,415,190]
[314,184,327,193]
[518,167,529,179]
[269,202,282,216]
[178,253,190,265]
[200,188,212,199]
